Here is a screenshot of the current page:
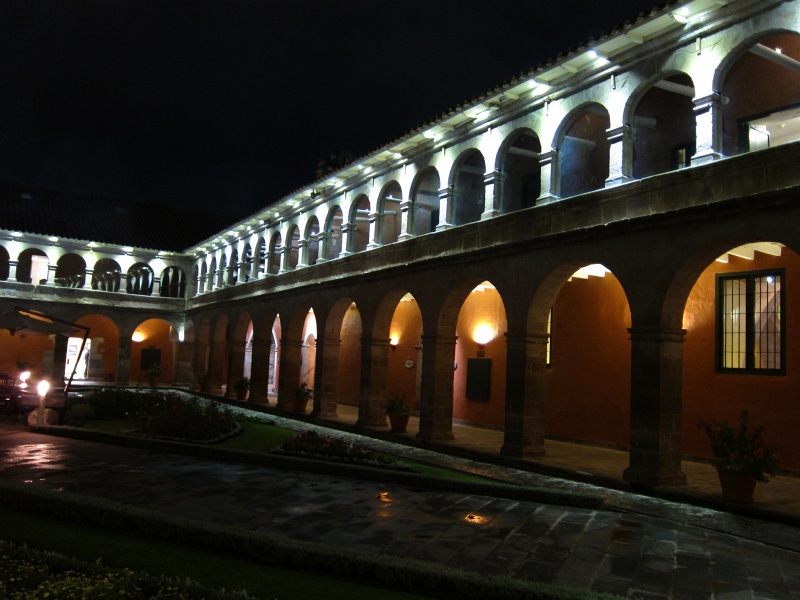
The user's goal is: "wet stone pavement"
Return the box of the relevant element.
[0,418,799,599]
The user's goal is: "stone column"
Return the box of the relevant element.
[192,338,210,381]
[316,337,341,417]
[416,334,456,441]
[435,186,454,231]
[366,211,381,249]
[316,231,329,264]
[45,263,56,284]
[623,326,688,488]
[8,260,18,282]
[224,341,246,399]
[249,337,272,403]
[172,340,194,386]
[398,199,413,241]
[357,336,390,428]
[692,93,723,165]
[480,170,501,220]
[82,269,93,289]
[536,150,558,204]
[605,125,633,187]
[339,222,355,257]
[501,332,548,457]
[51,334,69,391]
[277,339,302,412]
[297,238,309,268]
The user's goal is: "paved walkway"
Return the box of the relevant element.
[1,409,799,599]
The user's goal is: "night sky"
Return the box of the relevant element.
[0,0,665,218]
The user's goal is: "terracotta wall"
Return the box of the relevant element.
[0,330,53,379]
[682,250,800,471]
[75,314,119,381]
[545,273,632,447]
[337,306,361,405]
[454,286,507,428]
[130,319,173,383]
[387,299,423,411]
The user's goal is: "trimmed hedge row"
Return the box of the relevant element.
[30,423,604,510]
[0,482,625,600]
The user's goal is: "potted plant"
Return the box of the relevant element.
[233,376,250,400]
[293,382,313,414]
[386,394,413,433]
[147,365,162,387]
[699,410,780,503]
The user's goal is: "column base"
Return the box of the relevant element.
[435,222,454,232]
[623,466,687,489]
[480,210,499,221]
[501,443,546,458]
[416,430,455,442]
[691,151,724,166]
[536,193,559,206]
[605,175,632,188]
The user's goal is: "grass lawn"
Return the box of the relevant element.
[0,504,428,600]
[82,419,490,482]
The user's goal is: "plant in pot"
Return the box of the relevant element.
[293,382,313,414]
[699,410,780,503]
[233,376,250,400]
[147,365,161,387]
[386,394,413,433]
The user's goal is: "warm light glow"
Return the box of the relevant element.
[19,371,31,382]
[473,323,495,346]
[389,334,399,347]
[131,331,145,343]
[37,380,49,397]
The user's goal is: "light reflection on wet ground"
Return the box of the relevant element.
[1,417,799,598]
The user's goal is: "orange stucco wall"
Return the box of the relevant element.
[0,330,53,379]
[337,306,362,405]
[682,250,800,471]
[130,319,173,383]
[75,314,119,381]
[454,286,507,428]
[546,273,632,447]
[387,299,423,410]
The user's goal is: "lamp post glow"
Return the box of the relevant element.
[36,380,50,425]
[19,370,30,390]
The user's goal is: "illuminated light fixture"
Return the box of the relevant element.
[131,331,145,343]
[19,370,31,390]
[423,130,437,139]
[10,231,22,238]
[671,9,689,24]
[776,47,783,54]
[88,242,97,248]
[473,323,495,356]
[121,246,133,252]
[389,334,399,348]
[48,236,59,243]
[273,212,280,218]
[393,153,403,159]
[259,219,265,224]
[36,379,50,424]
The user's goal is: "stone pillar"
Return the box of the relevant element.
[280,246,291,274]
[46,263,56,284]
[398,199,413,241]
[209,340,227,394]
[297,238,309,268]
[357,336,390,428]
[8,260,18,282]
[416,334,456,441]
[192,338,210,382]
[692,93,724,165]
[277,339,302,412]
[249,337,271,403]
[316,231,329,264]
[115,332,132,386]
[172,340,194,386]
[339,222,355,257]
[606,125,633,187]
[623,326,688,488]
[224,341,246,399]
[316,337,341,417]
[51,334,69,391]
[502,332,548,457]
[435,186,454,231]
[82,269,93,289]
[537,150,558,204]
[481,170,501,220]
[366,211,381,249]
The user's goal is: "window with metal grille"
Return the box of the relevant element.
[717,270,784,373]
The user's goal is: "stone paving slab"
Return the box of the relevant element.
[1,424,799,599]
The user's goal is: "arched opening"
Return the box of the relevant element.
[325,206,343,259]
[720,32,800,155]
[681,241,799,471]
[632,73,696,178]
[16,248,49,284]
[0,245,9,280]
[240,244,252,282]
[54,253,86,288]
[160,266,186,298]
[301,309,317,388]
[217,255,227,288]
[350,195,370,253]
[228,248,239,285]
[388,293,423,412]
[499,129,541,213]
[254,238,266,279]
[127,262,154,296]
[379,181,402,245]
[411,167,440,236]
[544,264,631,452]
[198,262,207,294]
[131,318,174,384]
[453,281,507,433]
[305,217,320,266]
[453,150,486,226]
[208,257,217,291]
[286,225,300,270]
[268,233,282,274]
[66,314,120,383]
[92,258,121,292]
[558,103,610,197]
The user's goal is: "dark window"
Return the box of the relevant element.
[717,270,784,373]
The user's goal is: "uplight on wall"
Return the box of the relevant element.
[389,334,399,349]
[472,323,495,357]
[132,331,145,343]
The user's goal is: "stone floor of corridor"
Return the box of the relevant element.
[304,403,800,526]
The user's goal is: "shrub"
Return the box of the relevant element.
[274,429,412,471]
[139,394,237,443]
[88,388,162,421]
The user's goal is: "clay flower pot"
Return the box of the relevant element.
[716,467,758,503]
